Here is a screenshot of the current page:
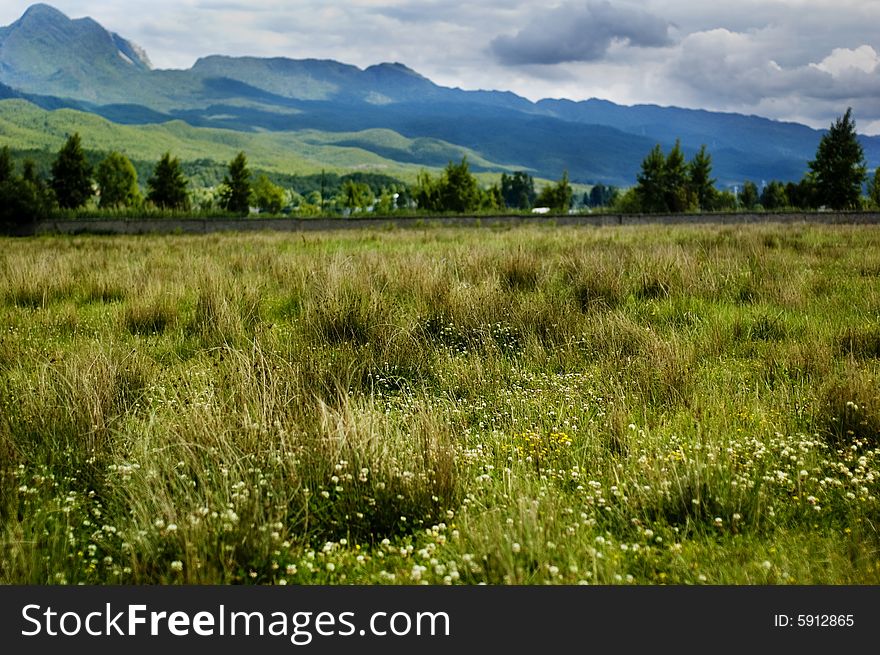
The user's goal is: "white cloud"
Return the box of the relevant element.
[813,45,880,76]
[0,1,878,133]
[660,28,880,127]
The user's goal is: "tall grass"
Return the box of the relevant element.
[1,224,879,584]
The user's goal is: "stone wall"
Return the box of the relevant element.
[3,212,879,236]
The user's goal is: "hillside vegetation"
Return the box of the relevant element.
[0,99,510,181]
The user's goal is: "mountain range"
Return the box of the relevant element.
[1,3,878,187]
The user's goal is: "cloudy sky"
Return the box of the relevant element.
[3,1,879,134]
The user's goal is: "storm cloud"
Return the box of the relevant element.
[490,2,673,65]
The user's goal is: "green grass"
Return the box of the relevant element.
[0,99,518,183]
[1,223,879,585]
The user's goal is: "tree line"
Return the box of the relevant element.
[1,136,195,221]
[622,108,878,213]
[412,161,572,213]
[1,132,577,220]
[419,108,878,215]
[2,108,878,223]
[0,137,412,221]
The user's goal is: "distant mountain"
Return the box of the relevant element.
[0,97,515,179]
[0,81,21,99]
[1,4,877,186]
[0,4,151,102]
[535,98,880,183]
[188,56,440,105]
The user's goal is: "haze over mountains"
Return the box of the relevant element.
[1,3,878,186]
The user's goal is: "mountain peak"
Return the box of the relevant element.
[362,62,433,95]
[20,3,66,21]
[0,3,152,101]
[364,62,429,81]
[2,3,68,35]
[366,62,419,75]
[11,3,72,33]
[9,4,151,69]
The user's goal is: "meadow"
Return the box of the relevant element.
[1,223,879,585]
[0,98,513,186]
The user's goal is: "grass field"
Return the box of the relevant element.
[1,223,879,585]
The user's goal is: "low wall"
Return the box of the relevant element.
[4,212,880,236]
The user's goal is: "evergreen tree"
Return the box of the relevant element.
[219,152,252,214]
[51,133,93,209]
[21,160,39,185]
[588,184,618,208]
[0,147,20,222]
[438,158,480,213]
[0,151,54,223]
[760,181,789,210]
[785,177,817,210]
[535,171,573,212]
[0,146,12,183]
[21,160,54,219]
[739,181,759,210]
[501,172,536,209]
[96,152,140,208]
[664,140,691,212]
[635,145,668,213]
[634,142,719,214]
[147,153,189,210]
[688,145,716,211]
[785,182,803,209]
[869,168,880,209]
[808,108,867,210]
